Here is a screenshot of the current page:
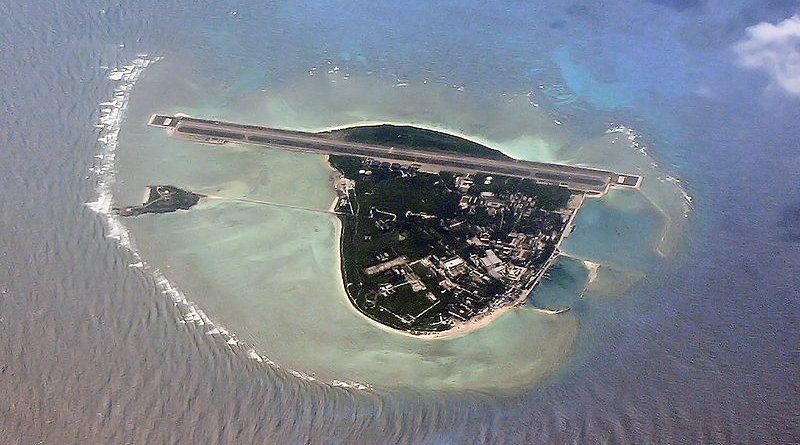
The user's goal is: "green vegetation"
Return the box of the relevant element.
[467,173,571,211]
[328,124,511,160]
[329,125,569,210]
[328,125,576,334]
[115,185,203,217]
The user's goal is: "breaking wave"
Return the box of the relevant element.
[606,123,693,214]
[85,56,372,392]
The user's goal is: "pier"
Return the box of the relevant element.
[148,114,642,195]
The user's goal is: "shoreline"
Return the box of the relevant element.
[329,215,451,340]
[407,193,585,338]
[324,142,587,339]
[326,155,343,212]
[309,120,533,162]
[326,160,449,340]
[416,192,586,337]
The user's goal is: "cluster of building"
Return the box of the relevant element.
[349,170,574,329]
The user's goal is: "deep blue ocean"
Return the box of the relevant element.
[1,0,798,443]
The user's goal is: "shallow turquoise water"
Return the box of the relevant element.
[527,256,590,311]
[113,55,688,390]
[4,0,798,442]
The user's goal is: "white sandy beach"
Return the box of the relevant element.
[324,158,588,340]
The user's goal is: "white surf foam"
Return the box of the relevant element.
[607,123,693,217]
[86,55,159,254]
[85,56,373,392]
[85,54,249,360]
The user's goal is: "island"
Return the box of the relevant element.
[115,185,204,217]
[147,114,643,336]
[326,125,581,334]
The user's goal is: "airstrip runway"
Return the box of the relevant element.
[149,114,642,195]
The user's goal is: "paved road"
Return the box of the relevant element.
[149,114,642,195]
